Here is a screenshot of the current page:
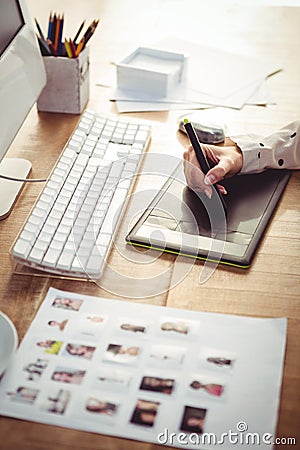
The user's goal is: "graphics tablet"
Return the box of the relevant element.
[126,164,290,268]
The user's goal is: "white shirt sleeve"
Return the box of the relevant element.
[231,120,300,174]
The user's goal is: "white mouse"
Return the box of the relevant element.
[178,112,225,144]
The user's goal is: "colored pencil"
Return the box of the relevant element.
[73,20,85,44]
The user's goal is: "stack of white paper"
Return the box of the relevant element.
[107,39,280,113]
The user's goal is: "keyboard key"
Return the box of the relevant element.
[42,248,61,267]
[135,130,149,143]
[28,248,45,264]
[13,239,32,259]
[101,187,128,234]
[57,251,74,271]
[96,233,111,247]
[86,248,106,277]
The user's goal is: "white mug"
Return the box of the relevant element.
[0,312,18,376]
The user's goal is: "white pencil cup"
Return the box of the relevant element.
[37,47,90,114]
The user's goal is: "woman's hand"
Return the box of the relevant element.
[183,139,243,198]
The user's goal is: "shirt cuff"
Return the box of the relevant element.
[230,134,267,174]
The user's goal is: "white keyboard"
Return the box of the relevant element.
[11,110,151,279]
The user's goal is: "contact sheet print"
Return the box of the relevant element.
[0,288,286,449]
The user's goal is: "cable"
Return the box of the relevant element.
[0,174,47,183]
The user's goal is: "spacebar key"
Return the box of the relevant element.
[100,188,128,235]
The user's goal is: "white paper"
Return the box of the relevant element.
[109,40,281,112]
[0,288,286,449]
[163,39,278,98]
[114,78,274,112]
[114,79,265,113]
[115,100,209,113]
[111,80,259,110]
[246,79,276,105]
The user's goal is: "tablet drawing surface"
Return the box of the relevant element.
[126,165,290,268]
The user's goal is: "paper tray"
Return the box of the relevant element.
[116,47,187,97]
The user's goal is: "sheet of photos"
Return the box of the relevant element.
[0,288,286,449]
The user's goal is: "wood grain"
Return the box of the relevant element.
[0,2,299,449]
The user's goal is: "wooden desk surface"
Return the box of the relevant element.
[0,1,299,449]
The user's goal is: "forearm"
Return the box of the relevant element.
[231,121,300,174]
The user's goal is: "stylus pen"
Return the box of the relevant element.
[183,119,227,212]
